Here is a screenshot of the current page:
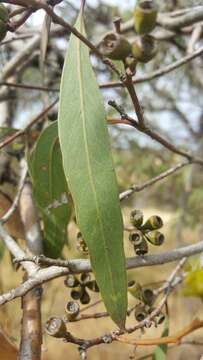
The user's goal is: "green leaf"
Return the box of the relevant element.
[58,12,127,328]
[152,318,169,360]
[29,121,72,258]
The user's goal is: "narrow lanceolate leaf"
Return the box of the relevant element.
[29,122,72,258]
[58,12,127,328]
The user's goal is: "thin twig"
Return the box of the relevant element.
[13,241,203,272]
[100,46,203,89]
[117,318,203,346]
[119,161,190,201]
[0,98,58,150]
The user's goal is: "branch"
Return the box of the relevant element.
[119,161,190,201]
[0,98,58,150]
[108,106,203,165]
[0,81,59,93]
[117,318,203,346]
[0,26,64,81]
[44,259,185,356]
[19,183,43,360]
[0,240,202,306]
[0,224,36,274]
[158,9,203,31]
[14,240,203,271]
[100,46,203,89]
[2,44,203,93]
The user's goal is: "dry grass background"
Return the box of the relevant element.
[0,206,203,359]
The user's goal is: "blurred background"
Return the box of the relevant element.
[0,0,203,359]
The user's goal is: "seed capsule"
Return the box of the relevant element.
[134,0,158,35]
[142,215,163,230]
[80,272,91,284]
[80,289,90,305]
[65,301,80,321]
[130,209,144,228]
[98,32,131,60]
[131,35,157,63]
[45,317,67,338]
[134,237,148,256]
[134,304,147,322]
[70,285,83,300]
[129,231,143,246]
[86,280,100,292]
[64,274,79,288]
[145,230,164,246]
[128,280,142,300]
[142,288,154,306]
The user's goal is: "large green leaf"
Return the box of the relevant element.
[58,12,127,328]
[29,121,72,258]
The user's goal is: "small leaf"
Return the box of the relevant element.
[58,12,127,328]
[29,121,72,258]
[152,318,169,360]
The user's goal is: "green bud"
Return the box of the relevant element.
[128,280,142,300]
[145,230,164,246]
[65,301,80,321]
[130,209,143,228]
[98,32,131,60]
[131,35,157,63]
[134,0,158,35]
[134,304,147,322]
[142,215,163,230]
[0,4,9,22]
[134,237,148,256]
[45,317,67,338]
